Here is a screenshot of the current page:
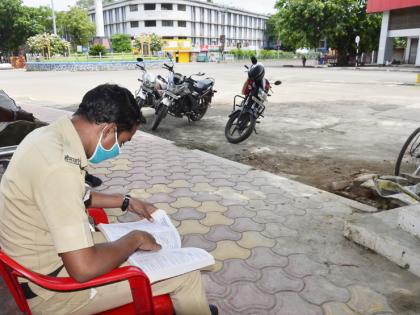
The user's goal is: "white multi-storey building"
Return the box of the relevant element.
[89,0,269,49]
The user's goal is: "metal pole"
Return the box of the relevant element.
[51,0,57,35]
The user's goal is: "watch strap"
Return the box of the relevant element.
[121,194,131,211]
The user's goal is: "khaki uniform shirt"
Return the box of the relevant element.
[0,116,94,300]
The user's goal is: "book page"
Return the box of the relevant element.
[98,210,181,249]
[128,247,215,283]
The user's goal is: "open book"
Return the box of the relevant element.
[98,210,215,283]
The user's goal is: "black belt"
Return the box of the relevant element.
[21,264,65,300]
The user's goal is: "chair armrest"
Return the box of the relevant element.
[13,265,150,291]
[87,207,109,225]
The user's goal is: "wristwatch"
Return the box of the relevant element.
[121,194,131,211]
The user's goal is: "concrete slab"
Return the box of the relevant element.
[398,204,420,238]
[345,208,420,277]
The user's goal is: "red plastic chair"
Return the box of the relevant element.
[0,208,173,315]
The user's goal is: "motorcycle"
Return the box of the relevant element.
[151,58,216,131]
[134,58,168,123]
[224,57,281,144]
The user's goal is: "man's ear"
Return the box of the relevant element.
[102,123,117,140]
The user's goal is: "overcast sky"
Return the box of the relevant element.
[22,0,277,15]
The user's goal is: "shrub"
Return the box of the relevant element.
[111,34,132,53]
[89,44,107,56]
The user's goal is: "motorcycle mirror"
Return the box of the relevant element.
[137,57,144,62]
[167,52,173,61]
[274,80,282,86]
[244,65,249,69]
[251,56,258,65]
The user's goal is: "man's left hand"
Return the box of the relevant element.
[127,198,157,222]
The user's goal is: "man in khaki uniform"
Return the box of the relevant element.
[0,84,215,315]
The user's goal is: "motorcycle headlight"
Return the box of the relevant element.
[258,88,267,101]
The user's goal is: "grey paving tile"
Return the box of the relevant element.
[246,199,276,211]
[225,281,276,312]
[284,254,329,278]
[169,188,197,198]
[207,172,231,179]
[126,180,153,190]
[252,210,287,224]
[272,237,313,256]
[147,176,172,185]
[186,169,208,176]
[105,177,131,187]
[144,170,168,177]
[181,234,217,252]
[127,173,153,181]
[204,225,242,242]
[192,192,223,202]
[262,223,299,238]
[225,206,256,219]
[202,273,228,298]
[211,259,261,284]
[231,217,265,232]
[301,276,350,305]
[257,266,304,293]
[172,208,206,221]
[233,182,259,191]
[145,193,177,204]
[167,173,191,180]
[105,170,131,178]
[189,175,213,183]
[210,178,236,187]
[269,292,323,315]
[246,247,288,269]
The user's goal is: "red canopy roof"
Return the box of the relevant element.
[367,0,420,12]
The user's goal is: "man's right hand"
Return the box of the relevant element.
[136,230,161,252]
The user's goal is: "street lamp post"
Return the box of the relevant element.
[51,0,57,35]
[355,35,360,67]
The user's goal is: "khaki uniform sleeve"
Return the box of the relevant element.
[34,164,94,253]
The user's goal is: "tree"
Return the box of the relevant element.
[57,6,95,47]
[134,33,163,55]
[0,0,51,54]
[272,0,381,65]
[26,33,70,58]
[111,34,132,53]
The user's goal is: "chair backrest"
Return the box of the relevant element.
[0,250,32,314]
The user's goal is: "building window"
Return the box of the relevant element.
[144,3,156,10]
[162,20,174,27]
[145,20,156,27]
[178,21,187,27]
[130,21,139,28]
[178,4,186,11]
[129,4,138,12]
[161,3,173,10]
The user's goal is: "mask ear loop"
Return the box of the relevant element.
[88,129,105,160]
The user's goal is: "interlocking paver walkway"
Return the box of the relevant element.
[1,106,420,314]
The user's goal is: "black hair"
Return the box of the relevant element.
[74,84,140,132]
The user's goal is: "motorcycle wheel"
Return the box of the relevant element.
[151,105,168,131]
[225,111,256,144]
[395,127,420,176]
[190,100,209,121]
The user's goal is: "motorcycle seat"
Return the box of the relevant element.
[194,79,214,92]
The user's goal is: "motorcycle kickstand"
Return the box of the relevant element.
[253,127,258,134]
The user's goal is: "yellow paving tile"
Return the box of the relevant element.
[191,183,216,192]
[171,218,180,228]
[88,168,112,175]
[211,240,251,261]
[237,231,276,249]
[323,303,358,315]
[146,184,174,194]
[154,203,178,215]
[200,212,233,226]
[177,220,210,235]
[197,201,227,213]
[168,180,193,188]
[170,197,201,209]
[204,260,223,272]
[129,189,152,200]
[110,159,131,171]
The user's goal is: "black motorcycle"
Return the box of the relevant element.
[225,57,281,143]
[151,60,216,131]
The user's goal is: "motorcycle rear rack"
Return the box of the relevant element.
[233,95,246,111]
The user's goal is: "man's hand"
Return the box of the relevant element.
[16,110,34,122]
[136,230,161,251]
[128,198,157,222]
